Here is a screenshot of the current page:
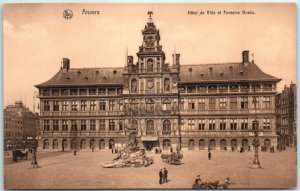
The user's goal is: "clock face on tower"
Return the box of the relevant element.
[145,36,155,47]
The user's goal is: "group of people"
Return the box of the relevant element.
[159,168,168,184]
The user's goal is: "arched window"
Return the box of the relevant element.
[80,139,86,149]
[99,139,105,149]
[130,99,139,111]
[53,139,58,149]
[162,120,171,135]
[43,139,49,149]
[109,139,114,149]
[62,139,68,150]
[199,139,205,150]
[188,139,195,150]
[90,139,95,149]
[71,139,77,150]
[220,139,227,150]
[209,139,216,150]
[162,99,172,111]
[242,139,249,149]
[231,139,237,150]
[146,120,155,136]
[164,78,170,92]
[163,139,171,150]
[131,79,138,93]
[147,58,154,72]
[146,99,155,111]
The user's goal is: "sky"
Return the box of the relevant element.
[3,3,296,111]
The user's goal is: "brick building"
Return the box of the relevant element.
[36,14,280,151]
[276,83,297,148]
[4,101,39,149]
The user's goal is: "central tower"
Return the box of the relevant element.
[122,12,181,151]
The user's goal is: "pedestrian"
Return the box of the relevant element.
[248,145,251,151]
[170,147,173,153]
[159,169,163,184]
[195,175,202,184]
[208,151,212,160]
[176,146,180,154]
[73,149,77,155]
[224,146,227,151]
[163,167,168,183]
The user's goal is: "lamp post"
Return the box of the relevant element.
[251,86,261,169]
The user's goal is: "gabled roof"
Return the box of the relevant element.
[36,67,124,88]
[179,62,280,84]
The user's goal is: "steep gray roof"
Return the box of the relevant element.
[179,62,280,83]
[36,67,124,88]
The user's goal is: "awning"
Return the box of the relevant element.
[141,136,158,141]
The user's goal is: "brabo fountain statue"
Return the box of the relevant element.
[102,106,153,168]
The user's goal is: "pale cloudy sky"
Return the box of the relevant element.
[3,3,296,111]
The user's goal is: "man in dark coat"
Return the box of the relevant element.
[159,169,163,184]
[163,168,168,183]
[208,151,212,160]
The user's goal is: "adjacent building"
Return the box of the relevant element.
[276,83,297,148]
[36,14,281,151]
[4,101,40,149]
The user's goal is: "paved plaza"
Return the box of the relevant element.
[4,148,297,189]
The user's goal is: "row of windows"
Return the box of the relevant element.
[179,84,274,93]
[5,131,22,138]
[183,118,271,131]
[181,96,271,110]
[5,124,23,130]
[4,118,23,124]
[41,88,122,96]
[43,119,123,131]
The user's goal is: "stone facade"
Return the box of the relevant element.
[36,14,280,151]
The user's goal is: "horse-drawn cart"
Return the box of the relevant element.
[161,152,183,165]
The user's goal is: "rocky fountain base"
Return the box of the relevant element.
[102,147,153,168]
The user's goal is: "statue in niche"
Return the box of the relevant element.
[164,78,170,91]
[131,79,137,93]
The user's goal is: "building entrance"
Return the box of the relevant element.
[143,141,159,151]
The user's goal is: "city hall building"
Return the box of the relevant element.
[36,14,280,151]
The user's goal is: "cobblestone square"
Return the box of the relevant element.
[4,148,296,189]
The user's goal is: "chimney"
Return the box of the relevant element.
[172,53,180,66]
[242,50,249,63]
[62,58,70,71]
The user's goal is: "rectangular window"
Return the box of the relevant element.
[80,100,87,111]
[53,120,59,131]
[219,97,227,109]
[188,119,195,130]
[90,120,96,131]
[99,119,105,131]
[209,119,215,130]
[179,98,185,110]
[71,120,77,131]
[230,118,237,130]
[62,100,68,111]
[62,120,68,131]
[241,97,248,109]
[252,96,259,109]
[81,120,87,131]
[263,117,271,130]
[209,97,216,110]
[109,100,116,111]
[198,119,205,130]
[263,96,271,109]
[44,101,50,111]
[198,86,206,93]
[229,97,237,110]
[252,119,259,130]
[98,88,106,95]
[220,118,226,130]
[119,100,123,111]
[53,101,59,111]
[90,100,96,111]
[44,120,50,131]
[99,100,106,111]
[188,99,195,110]
[241,118,248,130]
[119,120,123,131]
[71,100,78,111]
[109,119,115,131]
[198,98,205,110]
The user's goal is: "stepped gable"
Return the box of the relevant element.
[179,62,280,83]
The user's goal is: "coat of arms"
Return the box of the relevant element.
[147,78,154,89]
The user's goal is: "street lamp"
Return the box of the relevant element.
[251,86,262,169]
